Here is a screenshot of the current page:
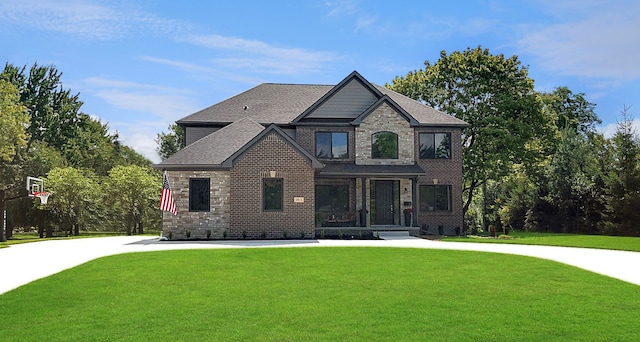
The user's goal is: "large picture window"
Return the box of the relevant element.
[263,179,283,211]
[419,185,451,211]
[189,178,210,211]
[316,132,348,159]
[315,185,349,213]
[371,131,398,159]
[419,133,451,159]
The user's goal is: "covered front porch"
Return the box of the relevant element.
[314,163,425,229]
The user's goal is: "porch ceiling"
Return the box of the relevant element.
[317,163,425,178]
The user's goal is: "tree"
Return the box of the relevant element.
[155,124,184,160]
[541,86,600,137]
[604,106,640,236]
[106,165,160,235]
[44,167,97,236]
[1,63,84,154]
[388,47,546,219]
[0,80,28,242]
[541,128,597,233]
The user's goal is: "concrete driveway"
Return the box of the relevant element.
[1,234,639,295]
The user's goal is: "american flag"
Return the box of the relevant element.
[160,172,177,215]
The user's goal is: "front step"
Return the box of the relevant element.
[376,231,416,240]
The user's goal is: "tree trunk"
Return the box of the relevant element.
[6,217,13,240]
[137,221,143,235]
[0,189,6,242]
[74,223,79,236]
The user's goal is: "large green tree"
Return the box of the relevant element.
[0,80,29,242]
[388,47,546,217]
[604,107,640,236]
[1,63,84,153]
[106,165,160,235]
[44,167,97,236]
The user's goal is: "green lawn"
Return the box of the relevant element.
[443,231,640,252]
[1,248,638,341]
[0,231,160,248]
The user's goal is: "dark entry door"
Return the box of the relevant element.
[374,180,396,225]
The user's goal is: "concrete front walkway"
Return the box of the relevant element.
[1,234,639,295]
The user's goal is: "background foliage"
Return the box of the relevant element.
[389,47,640,236]
[0,63,160,241]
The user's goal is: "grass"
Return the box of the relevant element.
[443,231,640,252]
[1,248,639,341]
[0,231,160,248]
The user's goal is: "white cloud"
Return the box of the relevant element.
[138,56,265,85]
[324,0,361,18]
[183,34,338,75]
[83,77,199,121]
[0,0,189,40]
[81,77,202,163]
[114,121,167,164]
[518,2,640,79]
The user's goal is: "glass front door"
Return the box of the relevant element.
[371,180,399,225]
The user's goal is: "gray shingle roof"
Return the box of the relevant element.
[157,117,265,168]
[176,73,468,127]
[177,83,333,125]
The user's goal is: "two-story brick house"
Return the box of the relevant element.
[155,71,468,239]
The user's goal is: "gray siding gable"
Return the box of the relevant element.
[293,71,383,122]
[305,78,378,119]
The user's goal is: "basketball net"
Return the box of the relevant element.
[33,192,51,204]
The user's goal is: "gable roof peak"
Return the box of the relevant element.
[222,124,323,168]
[292,70,383,123]
[351,94,418,126]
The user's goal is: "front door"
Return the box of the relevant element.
[372,180,398,225]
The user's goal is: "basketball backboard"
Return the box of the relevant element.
[26,176,44,197]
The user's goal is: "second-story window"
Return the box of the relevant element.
[371,131,398,159]
[316,132,348,159]
[419,133,451,159]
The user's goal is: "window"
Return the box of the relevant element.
[419,185,451,211]
[371,131,398,159]
[316,132,348,159]
[189,178,210,211]
[263,179,283,211]
[419,133,451,159]
[315,185,349,213]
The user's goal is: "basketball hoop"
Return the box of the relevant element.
[34,192,51,204]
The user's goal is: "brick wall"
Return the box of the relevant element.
[162,170,230,240]
[414,127,464,232]
[355,102,415,165]
[230,132,316,239]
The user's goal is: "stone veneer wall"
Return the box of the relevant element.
[230,132,316,239]
[162,170,230,240]
[415,127,464,232]
[355,102,415,165]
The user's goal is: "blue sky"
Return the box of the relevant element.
[2,0,639,163]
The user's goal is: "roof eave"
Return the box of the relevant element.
[153,164,229,171]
